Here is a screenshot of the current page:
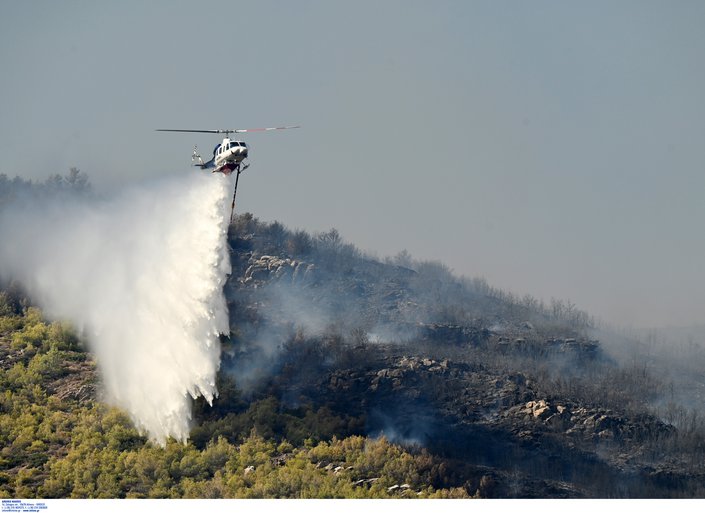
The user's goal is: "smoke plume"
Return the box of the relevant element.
[0,173,232,445]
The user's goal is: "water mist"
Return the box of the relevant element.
[0,173,233,445]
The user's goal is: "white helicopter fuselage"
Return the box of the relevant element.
[213,138,248,174]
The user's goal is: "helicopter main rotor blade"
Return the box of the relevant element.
[155,129,227,133]
[232,125,301,133]
[156,126,300,134]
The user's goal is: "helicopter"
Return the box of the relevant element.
[156,125,300,222]
[156,125,300,175]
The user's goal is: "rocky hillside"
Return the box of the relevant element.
[213,214,705,498]
[2,206,704,498]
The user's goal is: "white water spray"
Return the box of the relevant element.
[0,173,232,445]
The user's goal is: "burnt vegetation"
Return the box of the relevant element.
[219,213,705,497]
[2,175,705,498]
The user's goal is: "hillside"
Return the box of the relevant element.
[1,207,705,498]
[218,214,705,497]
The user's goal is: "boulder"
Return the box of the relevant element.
[545,413,570,430]
[534,405,552,419]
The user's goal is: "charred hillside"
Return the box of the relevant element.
[5,173,704,499]
[3,170,704,498]
[209,213,705,498]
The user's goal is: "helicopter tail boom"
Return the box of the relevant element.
[192,145,215,169]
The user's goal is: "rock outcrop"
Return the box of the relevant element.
[221,227,697,498]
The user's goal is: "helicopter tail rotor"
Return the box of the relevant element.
[192,145,204,167]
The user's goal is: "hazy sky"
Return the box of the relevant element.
[1,1,704,328]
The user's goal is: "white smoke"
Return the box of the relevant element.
[0,173,233,445]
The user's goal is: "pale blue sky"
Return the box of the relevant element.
[1,1,704,328]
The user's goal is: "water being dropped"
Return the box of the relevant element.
[0,173,233,444]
